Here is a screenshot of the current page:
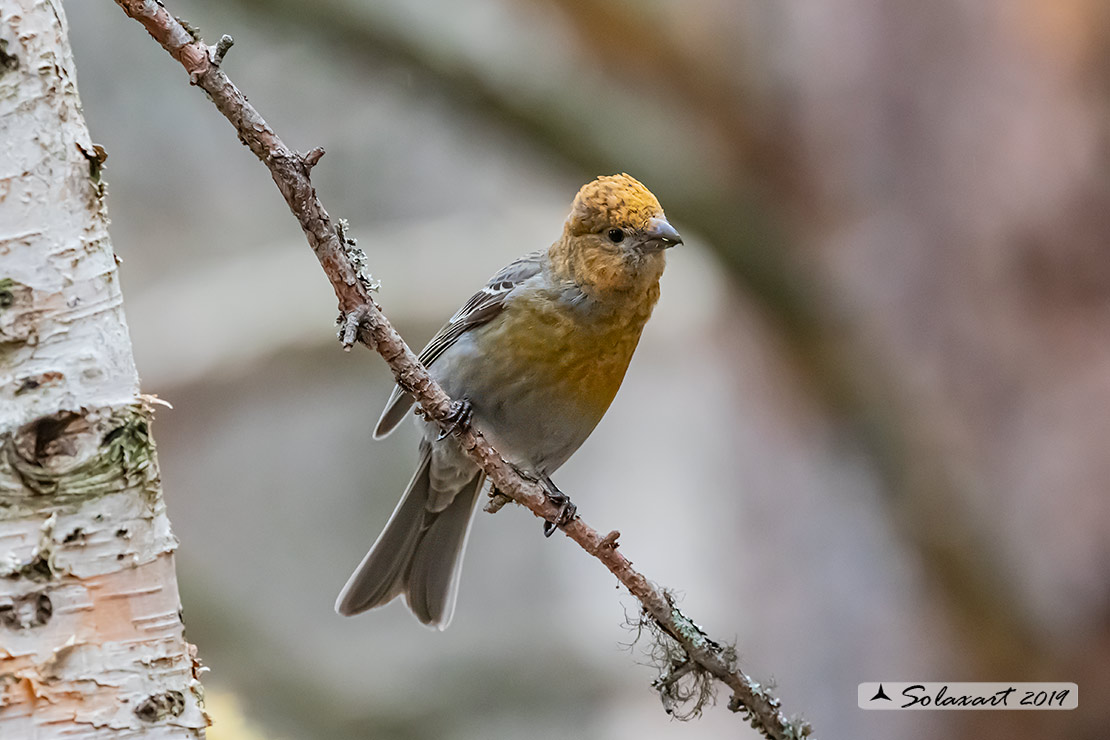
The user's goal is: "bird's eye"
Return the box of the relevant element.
[607,228,625,243]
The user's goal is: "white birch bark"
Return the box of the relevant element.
[0,1,207,736]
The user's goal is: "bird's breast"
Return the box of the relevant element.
[431,280,660,473]
[491,285,656,416]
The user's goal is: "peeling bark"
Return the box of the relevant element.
[0,1,206,736]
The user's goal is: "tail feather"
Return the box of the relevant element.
[405,470,485,626]
[335,442,484,630]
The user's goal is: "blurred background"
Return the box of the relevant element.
[66,1,1109,738]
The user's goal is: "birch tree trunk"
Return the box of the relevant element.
[0,1,207,736]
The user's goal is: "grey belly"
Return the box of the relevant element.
[425,335,599,476]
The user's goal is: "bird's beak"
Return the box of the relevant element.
[638,217,683,251]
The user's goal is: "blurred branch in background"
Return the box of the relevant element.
[530,0,806,199]
[222,0,1064,723]
[112,2,812,738]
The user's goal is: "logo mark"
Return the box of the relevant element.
[858,682,1078,710]
[870,684,892,702]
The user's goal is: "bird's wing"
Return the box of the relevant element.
[373,251,545,438]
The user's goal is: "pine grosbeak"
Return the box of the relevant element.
[336,174,682,628]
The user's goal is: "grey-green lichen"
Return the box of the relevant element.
[730,688,813,740]
[669,601,725,654]
[622,590,811,736]
[0,278,14,309]
[1,402,161,515]
[337,218,380,293]
[624,597,724,721]
[176,17,202,43]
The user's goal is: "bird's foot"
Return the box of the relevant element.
[436,398,473,441]
[540,474,577,537]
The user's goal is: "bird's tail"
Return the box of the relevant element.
[335,442,485,629]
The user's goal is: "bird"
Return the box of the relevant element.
[336,174,682,629]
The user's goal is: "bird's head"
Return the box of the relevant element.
[553,174,681,295]
[565,173,682,254]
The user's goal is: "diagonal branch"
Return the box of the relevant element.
[112,2,812,737]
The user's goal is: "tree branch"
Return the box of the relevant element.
[112,2,812,737]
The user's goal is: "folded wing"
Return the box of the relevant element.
[373,251,545,438]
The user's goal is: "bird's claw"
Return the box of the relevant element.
[436,398,473,441]
[540,474,576,537]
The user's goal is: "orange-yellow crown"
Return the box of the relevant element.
[566,174,664,236]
